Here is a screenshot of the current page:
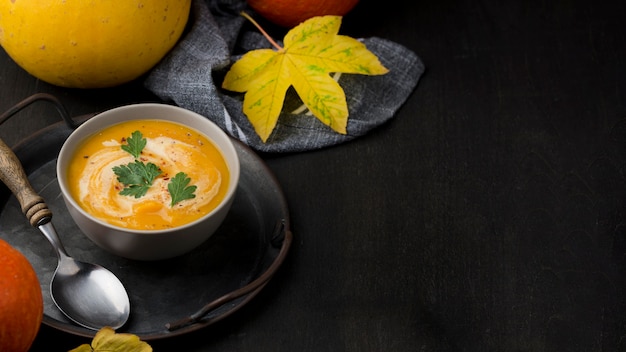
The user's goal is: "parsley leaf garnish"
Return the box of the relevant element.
[121,130,147,159]
[119,184,151,199]
[168,172,197,206]
[113,160,162,198]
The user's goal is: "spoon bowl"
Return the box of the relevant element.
[0,138,130,331]
[38,221,130,330]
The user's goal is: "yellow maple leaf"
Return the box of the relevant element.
[222,14,389,142]
[68,327,152,352]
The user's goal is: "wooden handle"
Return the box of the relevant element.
[0,138,52,227]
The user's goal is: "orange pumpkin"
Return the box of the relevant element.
[0,239,43,352]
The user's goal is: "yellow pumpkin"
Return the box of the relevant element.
[0,0,191,88]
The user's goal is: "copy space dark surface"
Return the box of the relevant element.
[1,0,625,351]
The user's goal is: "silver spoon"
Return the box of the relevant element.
[0,137,130,330]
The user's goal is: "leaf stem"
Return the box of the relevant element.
[240,11,284,51]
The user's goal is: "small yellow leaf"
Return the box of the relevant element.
[68,327,152,352]
[222,14,388,142]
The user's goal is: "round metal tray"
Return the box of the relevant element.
[0,98,292,340]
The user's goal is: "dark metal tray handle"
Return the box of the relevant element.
[166,219,293,331]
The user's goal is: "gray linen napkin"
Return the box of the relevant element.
[144,0,425,153]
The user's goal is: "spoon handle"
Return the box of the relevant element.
[0,137,52,227]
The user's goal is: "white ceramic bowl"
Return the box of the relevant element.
[56,103,240,261]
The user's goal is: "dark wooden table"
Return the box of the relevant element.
[2,0,626,351]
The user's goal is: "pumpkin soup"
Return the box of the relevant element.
[66,119,230,230]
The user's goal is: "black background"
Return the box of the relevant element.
[1,0,626,351]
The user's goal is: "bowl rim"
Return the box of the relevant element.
[56,103,240,235]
